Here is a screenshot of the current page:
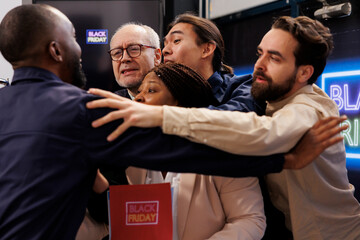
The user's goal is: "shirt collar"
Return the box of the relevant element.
[266,85,314,115]
[127,89,136,100]
[207,71,225,103]
[11,67,62,85]
[207,71,222,92]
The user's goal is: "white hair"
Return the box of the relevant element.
[111,22,160,49]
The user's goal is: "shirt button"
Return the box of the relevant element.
[203,138,207,143]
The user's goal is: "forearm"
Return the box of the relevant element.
[88,124,285,177]
[143,105,163,127]
[208,220,266,240]
[162,105,314,155]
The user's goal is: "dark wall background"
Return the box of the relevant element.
[163,0,199,44]
[215,0,360,70]
[218,7,291,71]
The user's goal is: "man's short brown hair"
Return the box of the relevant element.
[272,16,333,84]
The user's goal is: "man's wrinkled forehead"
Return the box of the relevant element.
[110,26,149,48]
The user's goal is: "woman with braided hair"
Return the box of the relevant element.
[134,62,216,108]
[127,62,266,240]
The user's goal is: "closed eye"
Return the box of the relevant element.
[270,55,281,62]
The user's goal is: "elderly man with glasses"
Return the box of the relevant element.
[108,23,161,99]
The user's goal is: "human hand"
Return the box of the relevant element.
[86,88,163,141]
[92,169,109,194]
[284,115,348,169]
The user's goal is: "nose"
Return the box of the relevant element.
[254,55,266,71]
[162,44,172,57]
[134,93,145,103]
[121,49,132,63]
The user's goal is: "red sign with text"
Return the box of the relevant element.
[108,183,172,240]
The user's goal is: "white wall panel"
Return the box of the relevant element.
[208,0,278,19]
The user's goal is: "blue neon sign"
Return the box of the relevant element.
[321,70,360,113]
[320,67,360,166]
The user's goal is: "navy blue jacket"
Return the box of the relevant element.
[0,67,284,239]
[114,88,131,99]
[208,71,266,114]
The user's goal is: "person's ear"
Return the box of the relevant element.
[154,48,161,66]
[48,41,63,62]
[297,65,314,84]
[201,41,216,59]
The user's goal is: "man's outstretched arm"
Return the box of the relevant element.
[87,88,348,170]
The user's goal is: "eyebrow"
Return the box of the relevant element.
[257,46,285,60]
[139,80,161,89]
[163,30,184,42]
[148,80,162,85]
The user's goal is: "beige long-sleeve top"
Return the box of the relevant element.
[162,84,360,240]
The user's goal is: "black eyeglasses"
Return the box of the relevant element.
[108,44,156,61]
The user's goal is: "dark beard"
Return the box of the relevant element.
[72,60,87,89]
[251,70,296,102]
